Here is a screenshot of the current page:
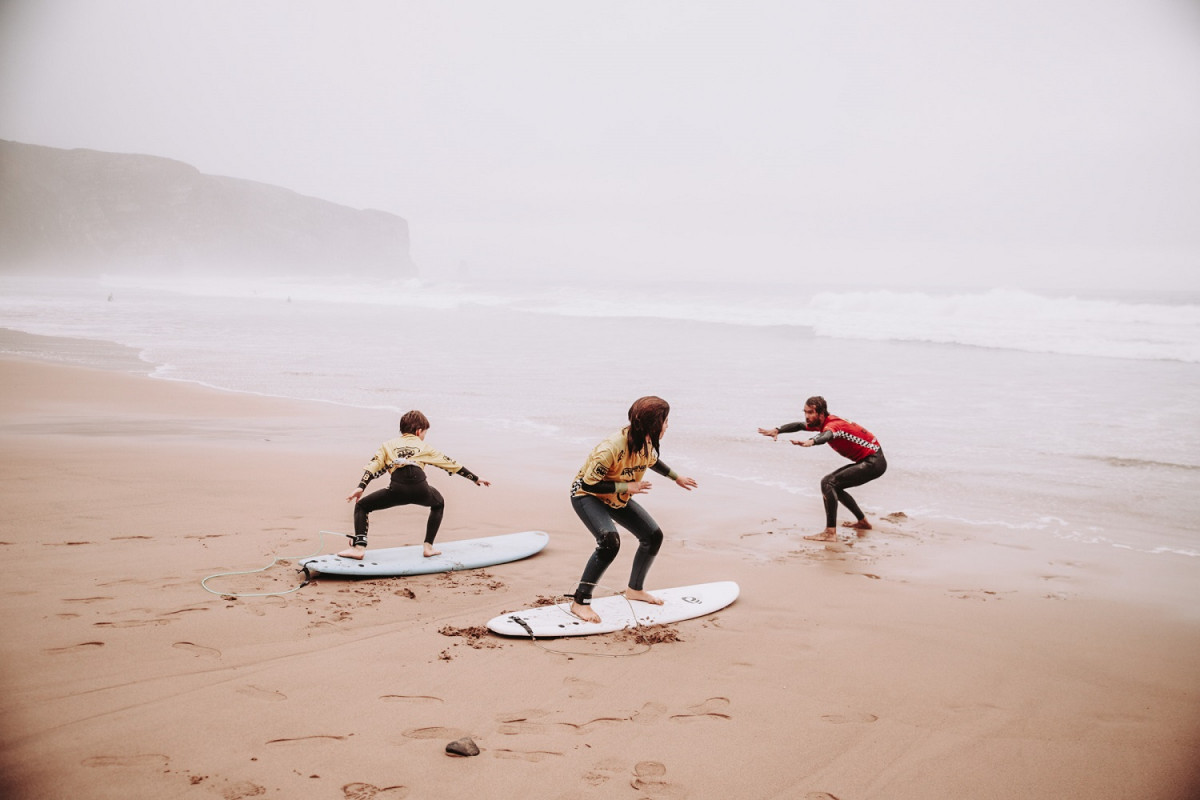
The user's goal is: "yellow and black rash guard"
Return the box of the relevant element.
[357,433,478,489]
[571,428,679,509]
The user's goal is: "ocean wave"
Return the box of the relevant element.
[806,289,1200,363]
[1076,455,1200,471]
[30,276,1200,363]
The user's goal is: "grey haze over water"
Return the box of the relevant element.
[2,0,1198,291]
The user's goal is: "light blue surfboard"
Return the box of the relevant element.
[299,530,549,577]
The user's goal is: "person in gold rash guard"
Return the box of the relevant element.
[568,396,698,624]
[340,410,490,560]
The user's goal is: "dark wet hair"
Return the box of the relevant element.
[626,396,670,455]
[399,410,431,434]
[805,396,828,416]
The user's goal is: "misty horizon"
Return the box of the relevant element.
[2,1,1198,292]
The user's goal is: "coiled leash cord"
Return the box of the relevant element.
[200,529,341,598]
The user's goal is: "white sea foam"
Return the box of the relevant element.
[78,276,1200,363]
[806,289,1200,363]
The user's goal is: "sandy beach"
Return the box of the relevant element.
[1,357,1198,800]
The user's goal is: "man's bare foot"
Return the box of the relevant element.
[570,601,601,623]
[336,545,366,560]
[803,529,839,542]
[423,543,442,558]
[622,588,664,606]
[842,519,872,536]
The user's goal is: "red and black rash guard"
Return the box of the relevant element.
[778,414,881,463]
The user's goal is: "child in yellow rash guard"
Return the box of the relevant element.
[340,410,490,560]
[568,397,698,625]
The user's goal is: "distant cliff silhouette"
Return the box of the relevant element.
[0,140,416,277]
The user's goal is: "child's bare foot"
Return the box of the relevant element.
[622,588,664,606]
[570,601,601,623]
[336,545,366,560]
[803,528,839,542]
[423,543,442,558]
[842,519,872,536]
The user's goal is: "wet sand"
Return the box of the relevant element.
[1,358,1198,799]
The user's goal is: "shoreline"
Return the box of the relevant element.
[1,356,1198,798]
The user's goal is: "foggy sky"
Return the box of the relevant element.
[2,0,1198,291]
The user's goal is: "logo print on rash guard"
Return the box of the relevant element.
[832,430,880,452]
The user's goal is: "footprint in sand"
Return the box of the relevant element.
[163,606,209,616]
[582,757,625,787]
[670,697,732,722]
[380,694,442,705]
[820,712,878,724]
[172,641,221,659]
[631,701,669,724]
[949,589,1003,601]
[236,685,287,702]
[82,754,169,768]
[400,726,467,741]
[495,711,625,736]
[46,641,105,654]
[265,735,348,745]
[220,780,266,799]
[631,761,686,798]
[564,675,602,699]
[342,783,409,800]
[493,748,563,762]
[495,710,553,735]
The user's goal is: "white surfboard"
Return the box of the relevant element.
[486,581,739,637]
[299,530,549,577]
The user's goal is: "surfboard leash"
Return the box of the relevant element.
[200,529,339,598]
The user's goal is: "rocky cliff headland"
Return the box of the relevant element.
[0,140,416,278]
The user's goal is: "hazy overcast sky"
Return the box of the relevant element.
[2,0,1198,290]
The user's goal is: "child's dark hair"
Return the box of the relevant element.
[399,410,431,435]
[626,396,670,456]
[805,396,828,416]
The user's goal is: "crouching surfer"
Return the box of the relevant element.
[757,395,886,545]
[568,396,698,623]
[341,410,490,560]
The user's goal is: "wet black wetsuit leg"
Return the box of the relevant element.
[570,495,663,604]
[820,452,887,528]
[353,466,446,545]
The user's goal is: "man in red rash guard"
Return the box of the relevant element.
[757,395,887,545]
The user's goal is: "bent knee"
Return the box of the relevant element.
[644,528,664,554]
[595,531,621,556]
